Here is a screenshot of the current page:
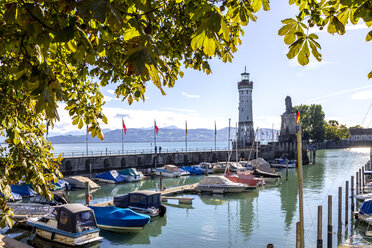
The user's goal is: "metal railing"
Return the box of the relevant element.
[57,146,230,158]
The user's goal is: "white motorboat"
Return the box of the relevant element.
[155,165,181,177]
[195,176,246,193]
[26,204,102,246]
[355,193,372,202]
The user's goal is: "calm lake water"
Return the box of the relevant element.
[10,148,372,247]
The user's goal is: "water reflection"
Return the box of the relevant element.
[100,216,167,245]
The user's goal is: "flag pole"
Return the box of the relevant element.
[228,118,231,161]
[185,120,187,152]
[214,121,217,151]
[296,111,305,248]
[86,125,88,156]
[122,119,124,154]
[235,122,238,162]
[154,120,157,169]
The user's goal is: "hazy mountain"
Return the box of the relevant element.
[47,127,279,143]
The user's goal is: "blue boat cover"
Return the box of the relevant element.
[360,199,372,215]
[89,206,150,228]
[10,185,36,197]
[182,166,202,175]
[95,170,126,183]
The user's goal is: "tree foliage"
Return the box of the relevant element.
[324,120,349,140]
[294,104,326,142]
[0,0,271,227]
[279,0,372,78]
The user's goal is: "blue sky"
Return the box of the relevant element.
[51,2,372,136]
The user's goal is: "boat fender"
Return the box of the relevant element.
[51,232,55,240]
[159,205,167,217]
[89,195,93,201]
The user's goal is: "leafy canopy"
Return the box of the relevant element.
[294,104,326,142]
[1,0,371,227]
[278,0,372,78]
[0,0,269,227]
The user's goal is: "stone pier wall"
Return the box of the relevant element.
[60,141,309,176]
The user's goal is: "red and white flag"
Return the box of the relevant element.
[122,119,127,134]
[154,120,159,134]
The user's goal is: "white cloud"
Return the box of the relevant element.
[107,89,115,95]
[161,107,197,113]
[181,92,200,99]
[346,24,369,31]
[351,90,372,100]
[103,95,113,102]
[307,85,372,103]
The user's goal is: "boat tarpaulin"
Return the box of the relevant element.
[10,185,36,197]
[89,206,150,228]
[360,199,372,215]
[95,170,126,183]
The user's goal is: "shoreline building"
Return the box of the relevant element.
[237,68,254,149]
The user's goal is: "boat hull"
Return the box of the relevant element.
[195,185,246,193]
[35,228,102,246]
[97,224,144,232]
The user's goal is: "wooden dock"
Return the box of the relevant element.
[0,234,33,248]
[92,183,198,207]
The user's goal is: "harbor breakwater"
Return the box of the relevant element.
[60,141,309,176]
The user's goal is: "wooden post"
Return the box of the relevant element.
[356,172,359,195]
[362,167,365,192]
[317,205,323,248]
[286,159,289,181]
[351,176,354,213]
[313,149,316,164]
[85,181,90,206]
[327,195,332,248]
[296,131,305,248]
[206,164,209,176]
[359,169,362,193]
[338,187,342,237]
[160,171,163,191]
[296,222,301,248]
[345,181,349,227]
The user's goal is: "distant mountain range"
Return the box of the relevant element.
[47,127,279,143]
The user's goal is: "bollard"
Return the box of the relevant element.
[338,187,342,237]
[351,176,354,213]
[160,172,163,191]
[345,181,349,226]
[328,195,333,248]
[356,172,359,195]
[85,181,91,206]
[317,205,323,248]
[359,169,362,193]
[362,167,365,192]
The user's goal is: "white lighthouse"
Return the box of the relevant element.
[237,67,254,148]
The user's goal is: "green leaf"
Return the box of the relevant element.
[252,0,262,12]
[278,25,291,36]
[221,20,230,41]
[366,30,372,42]
[368,71,372,79]
[67,40,77,53]
[284,33,296,45]
[203,37,216,56]
[191,31,206,50]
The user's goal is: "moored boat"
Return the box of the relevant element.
[26,204,102,246]
[355,193,372,202]
[95,170,126,184]
[52,179,71,191]
[355,199,372,223]
[179,168,190,176]
[113,190,167,217]
[195,176,246,193]
[89,206,150,232]
[155,165,181,177]
[119,168,145,182]
[182,166,203,175]
[10,184,36,198]
[270,158,296,168]
[197,162,214,174]
[212,162,227,173]
[225,171,263,189]
[65,176,101,189]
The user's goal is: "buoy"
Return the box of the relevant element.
[159,205,167,217]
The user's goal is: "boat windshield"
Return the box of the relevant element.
[75,211,97,232]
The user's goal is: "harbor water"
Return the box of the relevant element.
[11,148,372,247]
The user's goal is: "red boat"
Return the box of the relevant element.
[225,171,262,189]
